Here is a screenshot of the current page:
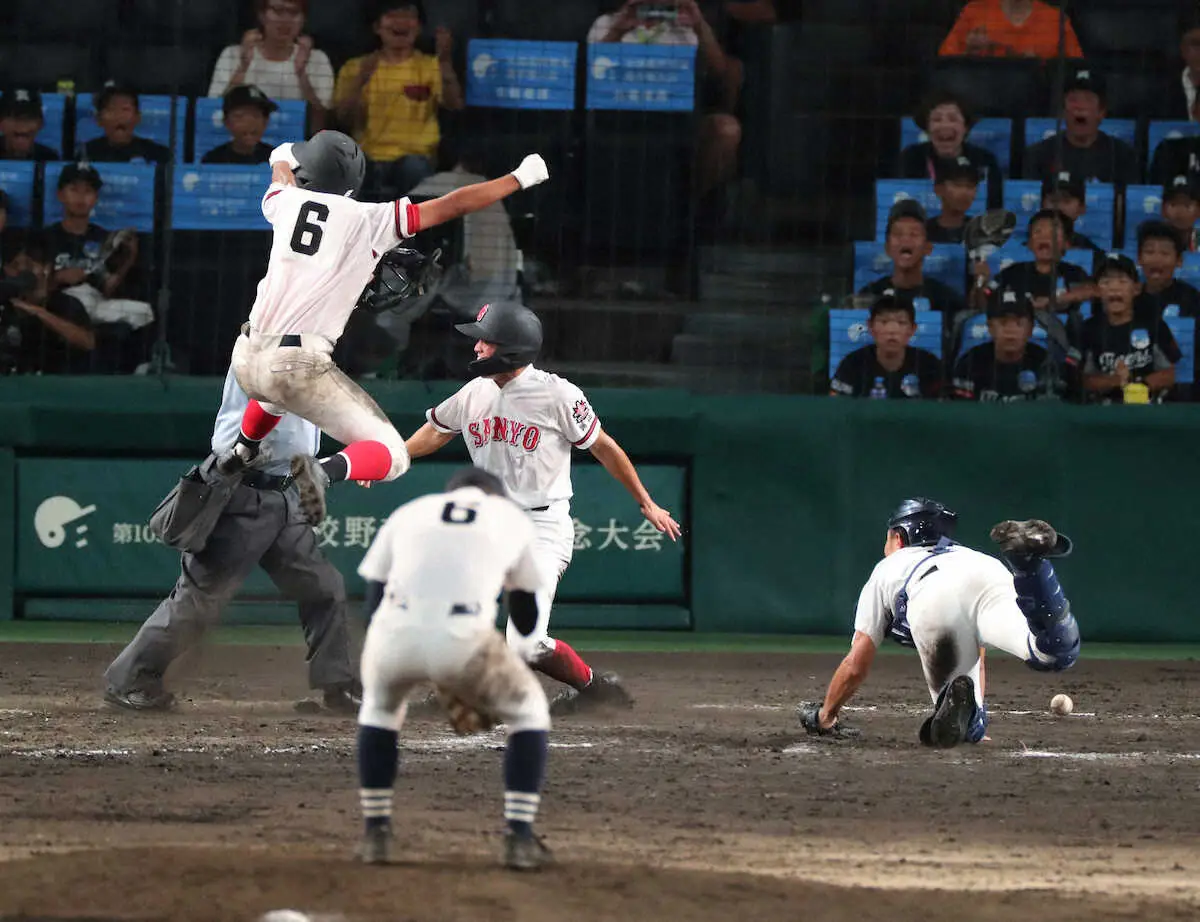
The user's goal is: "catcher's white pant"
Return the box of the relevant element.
[903,553,1047,707]
[230,330,410,480]
[504,501,573,662]
[358,603,550,734]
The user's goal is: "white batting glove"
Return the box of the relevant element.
[511,154,549,190]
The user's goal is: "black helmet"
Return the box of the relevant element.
[292,130,366,198]
[454,301,542,377]
[358,247,442,314]
[887,497,958,547]
[446,466,506,497]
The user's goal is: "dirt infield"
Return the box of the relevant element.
[0,642,1198,921]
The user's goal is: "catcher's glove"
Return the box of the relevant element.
[436,687,496,736]
[797,702,861,740]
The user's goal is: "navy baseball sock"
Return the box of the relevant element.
[358,725,399,831]
[504,730,547,836]
[320,453,349,484]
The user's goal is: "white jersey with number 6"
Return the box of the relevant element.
[248,182,420,342]
[425,367,602,510]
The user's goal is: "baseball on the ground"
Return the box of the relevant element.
[1050,693,1073,716]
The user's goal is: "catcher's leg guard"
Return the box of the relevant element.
[1013,558,1080,672]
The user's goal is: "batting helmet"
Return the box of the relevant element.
[291,130,367,198]
[358,247,441,314]
[454,301,543,377]
[446,466,506,497]
[887,498,958,547]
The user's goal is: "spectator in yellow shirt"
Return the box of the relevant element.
[335,0,464,200]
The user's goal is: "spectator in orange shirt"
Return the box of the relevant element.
[939,0,1083,60]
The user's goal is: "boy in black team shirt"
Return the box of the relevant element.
[830,294,942,399]
[1134,220,1200,319]
[0,89,59,161]
[860,200,966,316]
[925,156,982,245]
[1161,175,1200,253]
[952,286,1065,402]
[201,85,277,165]
[80,82,171,165]
[977,209,1097,315]
[1040,170,1101,254]
[1082,253,1181,404]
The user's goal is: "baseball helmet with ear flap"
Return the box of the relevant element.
[454,300,543,377]
[291,130,367,198]
[887,498,958,547]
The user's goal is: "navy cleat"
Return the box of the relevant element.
[919,675,977,749]
[357,823,392,865]
[504,830,551,871]
[549,672,633,716]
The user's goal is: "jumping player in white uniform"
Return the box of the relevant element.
[404,300,683,711]
[218,130,550,524]
[354,467,553,871]
[798,499,1081,747]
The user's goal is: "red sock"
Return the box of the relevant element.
[534,640,593,691]
[339,440,393,481]
[241,400,283,441]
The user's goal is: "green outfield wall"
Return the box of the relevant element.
[0,377,1195,642]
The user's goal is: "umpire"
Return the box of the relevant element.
[103,367,361,713]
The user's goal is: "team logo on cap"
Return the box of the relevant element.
[476,304,489,321]
[1131,329,1150,350]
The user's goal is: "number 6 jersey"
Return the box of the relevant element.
[248,180,419,341]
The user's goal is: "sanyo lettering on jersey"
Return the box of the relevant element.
[467,416,542,450]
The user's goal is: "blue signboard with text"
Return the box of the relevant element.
[466,39,577,110]
[585,43,696,112]
[171,164,271,231]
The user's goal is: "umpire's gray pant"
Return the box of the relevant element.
[104,482,354,695]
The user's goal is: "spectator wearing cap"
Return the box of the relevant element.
[335,0,464,199]
[977,208,1097,315]
[202,86,278,164]
[1135,220,1200,319]
[897,91,1002,210]
[859,200,966,316]
[209,0,334,131]
[80,82,172,165]
[1082,253,1181,404]
[1150,121,1200,191]
[939,0,1082,59]
[952,286,1064,402]
[1040,170,1100,254]
[1169,17,1200,122]
[0,89,59,161]
[926,156,983,245]
[829,295,943,399]
[1022,68,1139,187]
[1160,175,1200,252]
[0,235,94,375]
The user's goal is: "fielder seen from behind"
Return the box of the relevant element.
[218,129,550,524]
[404,301,683,712]
[798,500,1080,746]
[354,467,553,871]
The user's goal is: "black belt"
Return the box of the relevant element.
[279,334,302,347]
[242,471,294,491]
[527,505,549,512]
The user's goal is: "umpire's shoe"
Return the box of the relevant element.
[357,823,392,865]
[990,519,1072,561]
[322,681,362,715]
[290,454,330,525]
[504,830,551,871]
[919,675,977,749]
[104,687,176,712]
[549,671,634,716]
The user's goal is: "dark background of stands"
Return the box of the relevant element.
[0,0,1191,393]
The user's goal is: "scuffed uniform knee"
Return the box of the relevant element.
[380,434,411,482]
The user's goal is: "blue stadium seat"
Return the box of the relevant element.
[74,93,187,160]
[1003,178,1115,249]
[874,178,988,241]
[828,308,943,370]
[192,98,308,163]
[954,310,1056,358]
[43,161,157,232]
[171,164,272,231]
[986,239,1095,276]
[1179,252,1200,288]
[1163,315,1196,385]
[35,92,67,158]
[1124,185,1165,245]
[899,117,1013,173]
[1024,118,1137,153]
[0,162,37,228]
[1147,121,1200,165]
[852,241,967,295]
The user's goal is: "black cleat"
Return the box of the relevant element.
[549,671,634,716]
[921,675,976,749]
[504,830,551,871]
[104,688,176,712]
[990,519,1072,559]
[291,455,330,525]
[322,681,362,715]
[357,823,392,865]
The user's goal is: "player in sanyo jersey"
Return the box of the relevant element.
[403,300,683,712]
[798,499,1081,747]
[354,467,553,871]
[217,130,549,525]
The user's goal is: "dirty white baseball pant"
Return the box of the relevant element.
[505,500,573,662]
[903,552,1048,707]
[358,602,550,733]
[231,330,410,480]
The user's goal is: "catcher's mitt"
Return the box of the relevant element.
[436,687,496,736]
[797,702,861,740]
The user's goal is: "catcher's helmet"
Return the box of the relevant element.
[446,466,506,497]
[291,130,366,198]
[358,247,440,314]
[454,301,543,377]
[887,497,958,547]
